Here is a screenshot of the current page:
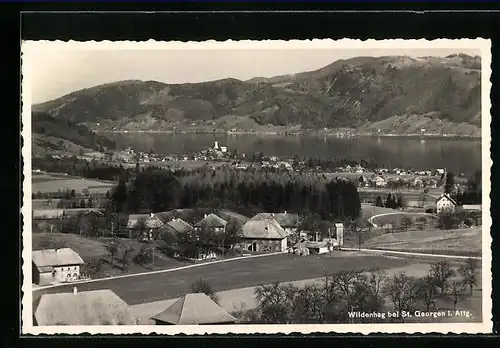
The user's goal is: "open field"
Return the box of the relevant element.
[32,173,116,194]
[129,262,481,324]
[370,212,438,227]
[361,203,400,220]
[32,233,189,279]
[33,251,415,308]
[362,227,482,257]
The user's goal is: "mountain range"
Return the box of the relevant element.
[32,53,481,154]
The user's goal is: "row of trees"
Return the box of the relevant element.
[247,259,478,324]
[374,193,405,209]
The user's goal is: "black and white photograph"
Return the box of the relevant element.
[21,39,492,334]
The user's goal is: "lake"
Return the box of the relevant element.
[108,133,482,175]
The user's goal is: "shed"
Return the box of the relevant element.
[194,213,228,232]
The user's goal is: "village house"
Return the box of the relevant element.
[32,248,85,286]
[151,293,237,325]
[373,175,388,188]
[34,288,136,326]
[158,217,194,241]
[238,218,288,252]
[250,212,299,237]
[436,193,458,214]
[127,213,164,241]
[194,213,228,233]
[78,210,105,237]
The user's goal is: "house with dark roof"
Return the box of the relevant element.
[32,248,85,285]
[34,288,136,326]
[238,218,288,252]
[436,193,458,214]
[194,213,228,233]
[159,218,194,239]
[127,213,164,240]
[151,293,237,325]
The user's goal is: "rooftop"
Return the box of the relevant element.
[34,289,135,326]
[195,213,228,228]
[238,218,287,240]
[32,248,84,268]
[151,293,236,325]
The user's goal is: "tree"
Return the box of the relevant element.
[106,239,120,265]
[191,279,220,305]
[383,272,419,320]
[444,172,455,194]
[70,189,76,199]
[447,281,466,310]
[416,275,438,311]
[121,246,134,272]
[458,258,478,296]
[430,261,456,295]
[375,196,384,207]
[111,178,128,213]
[400,216,412,231]
[254,282,298,324]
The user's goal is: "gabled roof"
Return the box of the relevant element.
[32,248,85,268]
[238,218,287,240]
[436,193,458,205]
[34,289,135,325]
[151,293,236,325]
[195,213,228,228]
[250,212,299,228]
[163,218,194,234]
[127,214,164,229]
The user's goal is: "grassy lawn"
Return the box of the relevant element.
[371,212,438,227]
[32,176,116,194]
[361,203,400,220]
[362,227,482,256]
[32,233,189,279]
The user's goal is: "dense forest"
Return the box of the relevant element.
[110,166,361,221]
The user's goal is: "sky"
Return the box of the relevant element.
[26,44,480,104]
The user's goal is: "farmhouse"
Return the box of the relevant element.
[78,210,105,237]
[159,218,194,239]
[34,288,136,326]
[238,218,288,252]
[32,248,85,285]
[195,213,228,233]
[127,213,164,240]
[436,193,458,214]
[249,212,299,236]
[151,293,237,325]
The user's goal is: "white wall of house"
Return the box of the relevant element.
[280,237,287,252]
[437,198,456,214]
[54,265,80,283]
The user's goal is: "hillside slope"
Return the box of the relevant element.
[32,111,116,156]
[33,54,482,135]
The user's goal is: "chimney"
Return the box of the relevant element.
[73,286,78,295]
[315,232,319,242]
[284,210,287,215]
[150,213,154,217]
[204,214,207,218]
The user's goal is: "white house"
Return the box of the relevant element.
[436,193,458,214]
[32,248,85,285]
